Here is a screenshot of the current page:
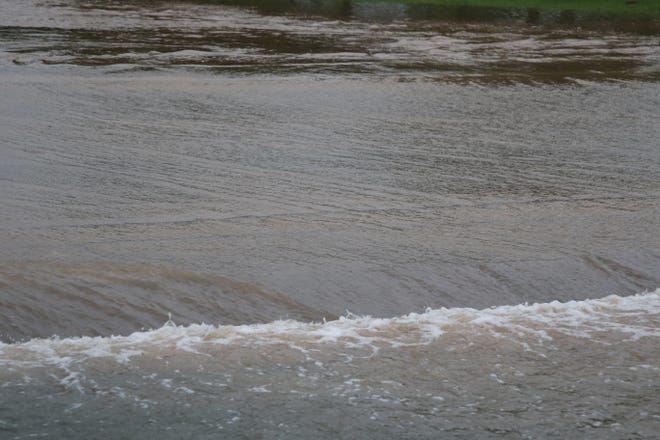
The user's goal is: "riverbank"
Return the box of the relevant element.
[360,0,660,17]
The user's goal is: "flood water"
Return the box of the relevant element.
[1,0,659,438]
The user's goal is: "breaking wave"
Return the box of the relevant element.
[2,289,658,368]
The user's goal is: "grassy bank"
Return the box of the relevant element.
[359,0,660,16]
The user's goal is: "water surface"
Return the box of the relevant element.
[0,0,659,438]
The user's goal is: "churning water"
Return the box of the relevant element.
[1,0,659,438]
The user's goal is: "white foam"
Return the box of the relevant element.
[1,290,658,370]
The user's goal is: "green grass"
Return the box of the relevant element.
[358,0,660,16]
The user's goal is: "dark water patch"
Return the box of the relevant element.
[2,1,659,82]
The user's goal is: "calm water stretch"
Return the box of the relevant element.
[1,0,659,438]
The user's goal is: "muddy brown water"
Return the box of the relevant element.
[1,1,659,438]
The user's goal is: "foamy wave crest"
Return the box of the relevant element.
[1,290,658,369]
